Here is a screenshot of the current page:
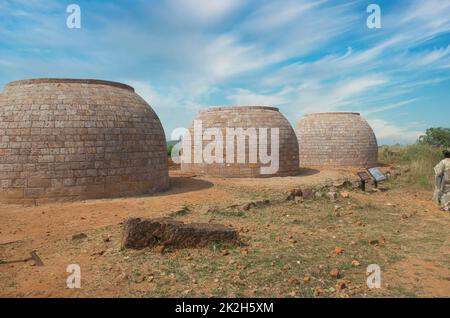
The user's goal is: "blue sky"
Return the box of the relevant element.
[0,0,449,145]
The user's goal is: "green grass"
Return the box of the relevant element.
[169,204,192,217]
[379,143,443,189]
[206,207,248,218]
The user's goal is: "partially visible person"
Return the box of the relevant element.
[434,150,450,211]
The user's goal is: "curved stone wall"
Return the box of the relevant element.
[0,78,169,203]
[181,106,299,177]
[295,112,378,167]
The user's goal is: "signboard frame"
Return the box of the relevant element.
[357,171,371,182]
[367,167,387,182]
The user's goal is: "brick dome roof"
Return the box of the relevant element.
[0,79,169,204]
[181,106,299,177]
[295,112,378,167]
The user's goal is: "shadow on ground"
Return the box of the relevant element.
[297,168,321,177]
[162,177,214,195]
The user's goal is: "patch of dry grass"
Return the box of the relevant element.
[379,144,443,188]
[1,165,449,298]
[54,179,447,298]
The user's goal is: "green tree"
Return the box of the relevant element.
[167,144,174,156]
[419,127,450,148]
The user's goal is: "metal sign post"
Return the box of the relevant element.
[357,172,371,192]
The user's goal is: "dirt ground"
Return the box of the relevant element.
[0,167,449,298]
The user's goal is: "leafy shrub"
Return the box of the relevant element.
[167,144,174,157]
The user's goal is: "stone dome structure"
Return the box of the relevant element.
[0,78,169,204]
[181,106,299,177]
[295,112,378,167]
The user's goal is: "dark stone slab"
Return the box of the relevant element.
[122,218,239,250]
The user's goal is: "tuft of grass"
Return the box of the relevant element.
[207,207,247,218]
[169,204,191,218]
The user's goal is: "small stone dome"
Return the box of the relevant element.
[0,78,169,204]
[181,106,299,177]
[295,112,378,167]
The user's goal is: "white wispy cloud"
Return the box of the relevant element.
[368,118,424,144]
[0,0,448,143]
[165,0,244,24]
[362,98,418,116]
[406,45,450,67]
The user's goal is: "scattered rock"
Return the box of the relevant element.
[72,233,87,241]
[340,191,350,199]
[333,180,353,189]
[334,247,344,255]
[369,239,379,246]
[243,200,271,208]
[287,188,316,202]
[288,277,300,285]
[116,271,129,283]
[121,218,239,250]
[288,189,303,197]
[327,192,338,201]
[91,249,106,256]
[239,248,248,255]
[287,189,302,201]
[302,189,316,200]
[134,275,146,283]
[182,289,191,295]
[154,245,166,254]
[337,281,347,290]
[242,202,257,211]
[255,200,271,206]
[294,196,304,204]
[329,268,340,279]
[351,260,360,267]
[333,205,342,214]
[303,276,311,283]
[314,286,324,296]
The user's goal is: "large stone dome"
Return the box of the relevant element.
[0,79,169,204]
[181,106,299,177]
[296,112,378,167]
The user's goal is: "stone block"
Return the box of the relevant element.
[122,218,239,250]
